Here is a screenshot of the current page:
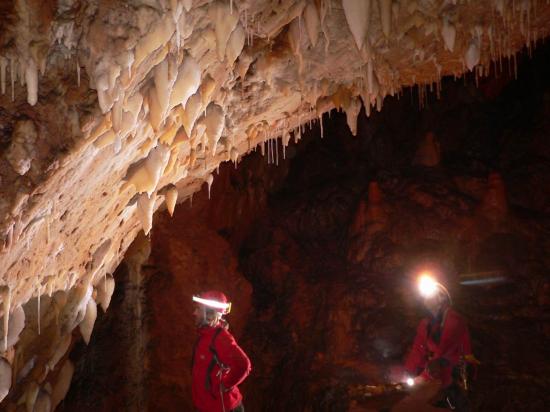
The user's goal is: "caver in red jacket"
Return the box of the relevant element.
[192,325,251,412]
[405,307,471,387]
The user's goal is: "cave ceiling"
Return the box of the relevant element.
[0,0,549,314]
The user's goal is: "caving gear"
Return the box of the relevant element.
[417,273,452,304]
[192,324,251,412]
[193,291,232,314]
[405,307,472,388]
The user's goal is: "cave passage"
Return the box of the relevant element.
[59,44,550,412]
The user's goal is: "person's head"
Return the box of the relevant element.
[192,291,231,327]
[417,274,451,316]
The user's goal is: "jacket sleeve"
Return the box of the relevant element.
[216,330,252,389]
[405,319,429,375]
[433,311,469,362]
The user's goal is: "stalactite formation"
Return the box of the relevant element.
[0,0,549,410]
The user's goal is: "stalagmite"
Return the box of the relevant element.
[137,193,156,235]
[209,1,240,62]
[226,24,246,67]
[165,185,178,216]
[342,0,371,51]
[480,172,509,219]
[169,55,201,111]
[96,275,115,312]
[79,298,97,345]
[413,131,441,167]
[304,2,320,48]
[0,357,11,403]
[51,360,74,411]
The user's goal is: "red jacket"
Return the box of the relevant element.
[405,307,471,387]
[192,325,251,412]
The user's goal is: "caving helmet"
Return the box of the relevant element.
[192,290,232,315]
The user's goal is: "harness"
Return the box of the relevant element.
[206,327,227,393]
[191,327,228,396]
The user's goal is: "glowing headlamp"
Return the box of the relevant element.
[406,377,415,387]
[417,272,452,303]
[192,296,232,314]
[418,274,438,298]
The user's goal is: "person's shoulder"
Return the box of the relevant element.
[216,327,238,343]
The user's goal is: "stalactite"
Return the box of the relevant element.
[76,59,80,87]
[0,56,6,95]
[10,57,15,102]
[206,174,214,199]
[275,137,279,166]
[37,285,41,335]
[1,286,10,351]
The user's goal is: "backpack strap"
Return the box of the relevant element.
[205,327,226,395]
